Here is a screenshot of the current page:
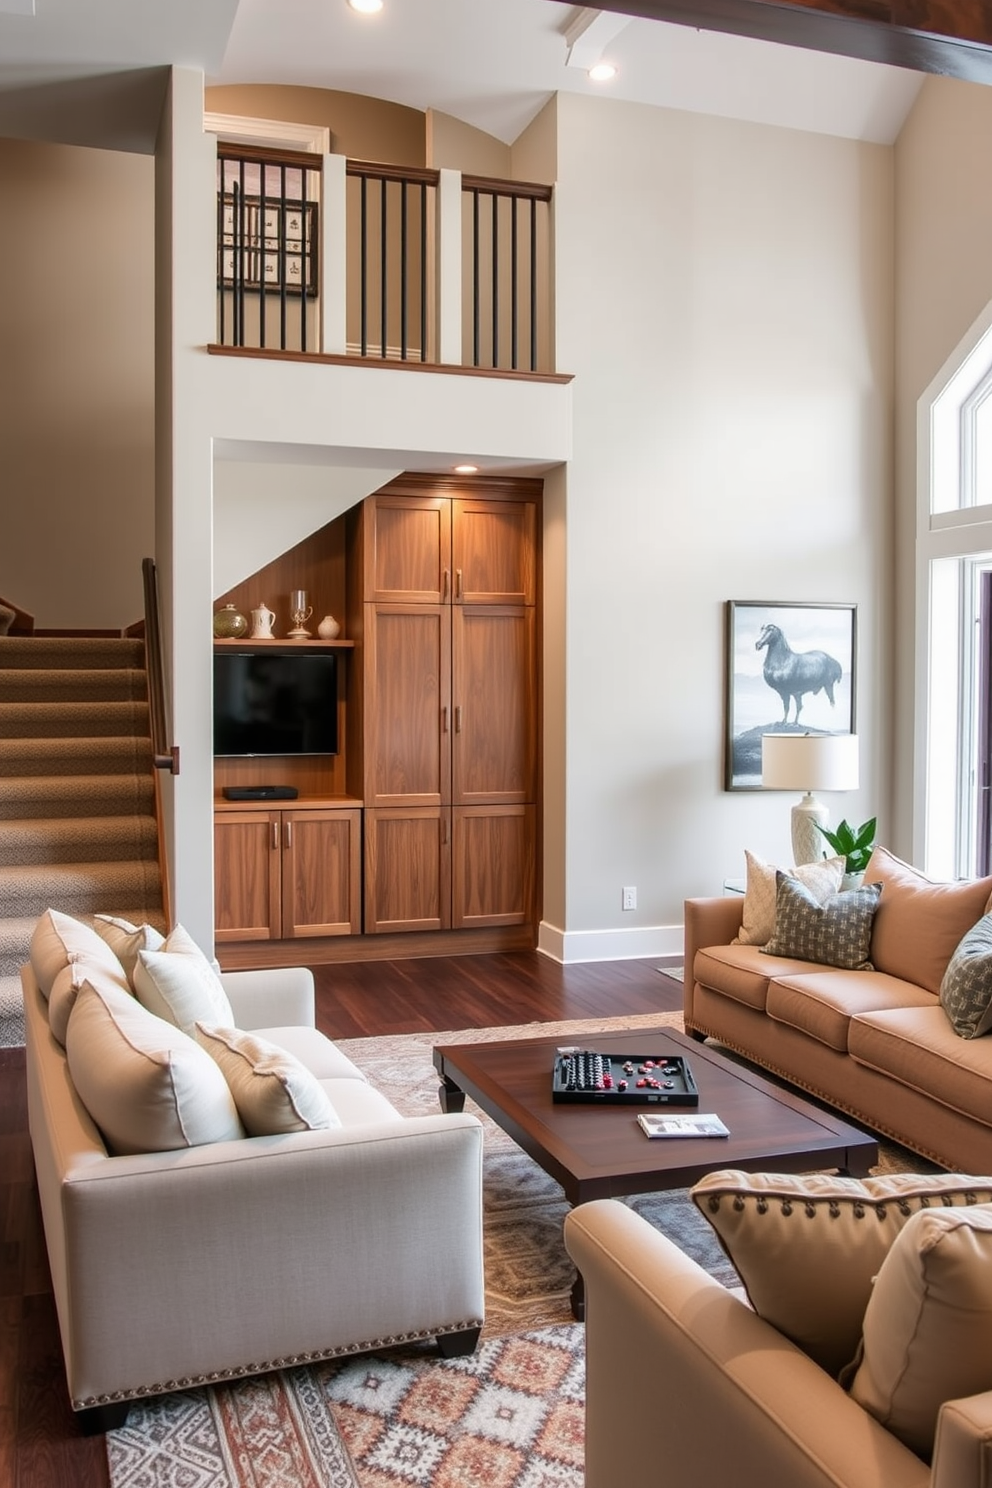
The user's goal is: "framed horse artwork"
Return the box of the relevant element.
[725,601,857,790]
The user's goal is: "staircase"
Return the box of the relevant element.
[0,636,166,1044]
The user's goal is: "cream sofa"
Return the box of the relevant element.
[683,848,992,1172]
[565,1198,992,1488]
[23,943,485,1433]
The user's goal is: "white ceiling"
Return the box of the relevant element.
[0,0,926,149]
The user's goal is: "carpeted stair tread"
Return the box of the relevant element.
[0,735,153,777]
[0,859,162,920]
[0,815,159,866]
[0,774,155,820]
[0,700,150,739]
[0,668,148,703]
[0,976,24,1046]
[0,636,145,669]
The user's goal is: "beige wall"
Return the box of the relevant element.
[0,137,154,629]
[893,75,992,860]
[204,84,425,166]
[427,110,509,175]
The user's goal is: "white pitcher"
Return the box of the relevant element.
[250,602,276,639]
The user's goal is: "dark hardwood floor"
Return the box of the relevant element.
[2,951,683,1488]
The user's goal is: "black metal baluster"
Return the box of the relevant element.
[236,168,246,347]
[492,191,499,369]
[511,193,518,371]
[298,169,307,353]
[472,189,480,368]
[420,181,427,361]
[279,164,288,350]
[259,161,267,350]
[400,179,408,360]
[217,164,226,345]
[360,174,368,357]
[530,197,537,372]
[380,176,387,358]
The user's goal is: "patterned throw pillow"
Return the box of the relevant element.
[939,914,992,1038]
[762,872,882,970]
[733,850,846,946]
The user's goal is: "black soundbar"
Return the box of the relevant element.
[222,785,300,801]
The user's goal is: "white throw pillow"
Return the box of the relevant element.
[48,956,132,1047]
[196,1024,341,1136]
[846,1205,992,1461]
[29,908,124,998]
[91,914,166,984]
[733,850,846,946]
[133,924,234,1035]
[65,979,244,1155]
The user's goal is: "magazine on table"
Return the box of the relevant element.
[637,1112,730,1139]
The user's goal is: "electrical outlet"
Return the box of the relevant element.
[622,886,637,911]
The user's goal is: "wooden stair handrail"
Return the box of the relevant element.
[142,558,180,775]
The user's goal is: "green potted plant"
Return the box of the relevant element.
[815,817,876,889]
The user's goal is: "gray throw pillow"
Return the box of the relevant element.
[762,871,881,970]
[939,914,992,1038]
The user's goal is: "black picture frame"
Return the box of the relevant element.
[725,600,857,791]
[218,195,318,296]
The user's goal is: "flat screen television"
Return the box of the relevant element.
[213,650,338,757]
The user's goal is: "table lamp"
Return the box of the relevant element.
[761,732,860,866]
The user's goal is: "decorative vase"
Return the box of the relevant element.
[250,603,276,639]
[317,614,341,640]
[841,871,865,892]
[213,603,248,639]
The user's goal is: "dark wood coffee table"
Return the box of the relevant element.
[433,1023,877,1317]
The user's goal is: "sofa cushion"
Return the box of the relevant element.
[133,924,235,1036]
[939,914,992,1039]
[691,1169,992,1379]
[766,970,937,1053]
[196,1024,341,1135]
[65,979,244,1155]
[29,908,124,999]
[763,874,881,971]
[321,1078,404,1126]
[849,1005,992,1128]
[733,850,846,946]
[254,1025,370,1082]
[846,1205,992,1461]
[48,956,132,1048]
[864,847,992,995]
[693,943,824,1012]
[91,914,165,984]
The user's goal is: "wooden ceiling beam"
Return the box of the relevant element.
[590,2,992,82]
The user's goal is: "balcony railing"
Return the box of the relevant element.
[215,145,554,374]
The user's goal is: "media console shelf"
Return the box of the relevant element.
[213,638,355,648]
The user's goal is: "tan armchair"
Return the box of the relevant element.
[565,1199,992,1488]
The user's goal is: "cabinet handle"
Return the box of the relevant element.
[442,568,450,601]
[441,816,448,845]
[455,705,463,733]
[455,568,463,600]
[272,820,279,850]
[284,820,292,850]
[442,704,449,732]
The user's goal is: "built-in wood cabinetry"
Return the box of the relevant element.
[212,472,541,966]
[214,803,362,941]
[349,477,540,934]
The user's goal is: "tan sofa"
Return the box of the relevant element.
[565,1198,992,1488]
[24,950,485,1433]
[683,849,992,1172]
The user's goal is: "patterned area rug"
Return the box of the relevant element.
[106,1011,917,1487]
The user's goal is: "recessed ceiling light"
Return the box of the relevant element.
[588,62,617,83]
[348,0,383,13]
[454,464,478,474]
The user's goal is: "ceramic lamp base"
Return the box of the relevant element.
[791,792,829,866]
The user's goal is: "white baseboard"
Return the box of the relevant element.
[538,920,684,965]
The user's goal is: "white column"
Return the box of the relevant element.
[437,167,462,366]
[321,153,348,356]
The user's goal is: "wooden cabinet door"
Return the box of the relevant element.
[365,604,451,806]
[365,494,451,603]
[452,805,536,928]
[281,809,362,937]
[364,807,451,933]
[214,810,281,942]
[452,497,536,605]
[451,606,536,806]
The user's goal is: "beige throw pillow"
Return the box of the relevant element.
[691,1169,992,1378]
[133,924,234,1036]
[196,1024,341,1135]
[65,979,244,1155]
[734,850,846,946]
[846,1205,992,1461]
[48,956,132,1047]
[29,907,125,998]
[91,914,166,984]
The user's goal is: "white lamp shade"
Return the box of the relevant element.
[761,732,859,792]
